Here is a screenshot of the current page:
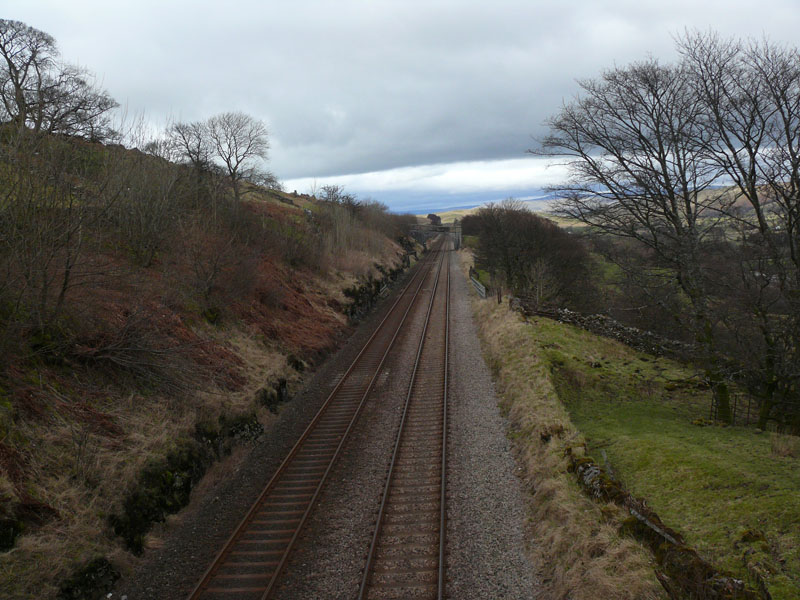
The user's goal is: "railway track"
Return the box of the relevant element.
[359,240,450,600]
[187,239,446,600]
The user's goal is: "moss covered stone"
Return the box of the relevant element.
[111,412,263,553]
[110,437,212,553]
[57,557,119,600]
[202,306,221,324]
[0,517,22,552]
[569,454,627,504]
[288,354,306,372]
[255,380,289,414]
[573,454,762,599]
[343,259,410,321]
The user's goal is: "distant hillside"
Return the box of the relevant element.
[420,199,576,226]
[422,187,748,227]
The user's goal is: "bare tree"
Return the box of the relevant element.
[168,120,213,207]
[678,32,800,282]
[0,19,58,130]
[678,31,800,427]
[0,19,117,140]
[36,64,118,140]
[169,120,210,171]
[206,111,269,202]
[252,169,284,191]
[535,58,735,421]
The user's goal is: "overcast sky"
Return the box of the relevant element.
[4,1,800,211]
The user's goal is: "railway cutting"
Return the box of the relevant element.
[187,237,452,600]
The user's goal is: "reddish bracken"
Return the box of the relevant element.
[235,257,344,357]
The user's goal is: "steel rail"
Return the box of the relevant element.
[438,245,450,600]
[187,241,444,600]
[358,240,450,600]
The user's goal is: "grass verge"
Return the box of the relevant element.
[459,251,665,600]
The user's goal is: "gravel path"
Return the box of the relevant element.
[114,249,539,599]
[445,249,538,599]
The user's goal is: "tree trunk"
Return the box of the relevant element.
[711,376,732,424]
[755,347,780,429]
[757,398,773,430]
[697,313,733,424]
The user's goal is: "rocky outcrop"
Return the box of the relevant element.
[343,257,414,321]
[109,413,263,554]
[57,557,119,600]
[256,378,289,413]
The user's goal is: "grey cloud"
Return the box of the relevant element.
[4,0,800,183]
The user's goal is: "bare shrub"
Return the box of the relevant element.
[0,130,131,335]
[178,217,238,302]
[70,302,197,392]
[277,220,322,269]
[311,193,412,274]
[108,150,181,267]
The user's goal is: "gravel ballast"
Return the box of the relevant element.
[270,268,435,599]
[274,248,538,599]
[113,249,539,598]
[445,249,537,598]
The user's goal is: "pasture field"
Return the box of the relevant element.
[537,316,800,599]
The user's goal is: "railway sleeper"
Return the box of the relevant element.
[384,505,439,516]
[369,555,438,571]
[370,569,438,586]
[378,532,439,546]
[382,513,438,525]
[380,524,438,536]
[363,580,438,597]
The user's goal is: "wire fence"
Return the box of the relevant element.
[708,393,760,427]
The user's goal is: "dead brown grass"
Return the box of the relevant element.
[770,431,799,458]
[2,392,182,598]
[459,249,665,600]
[1,316,315,599]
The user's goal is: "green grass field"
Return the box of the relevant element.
[531,316,800,598]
